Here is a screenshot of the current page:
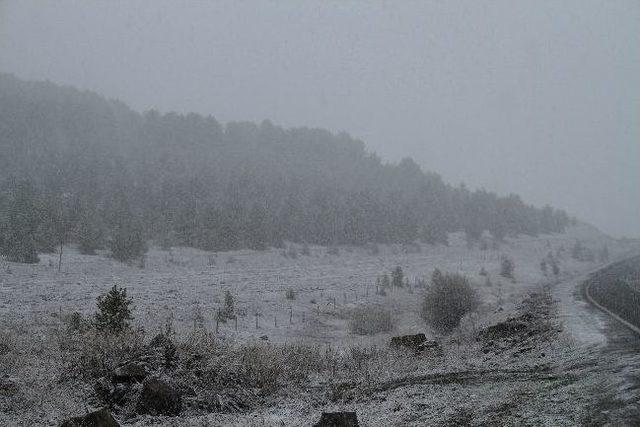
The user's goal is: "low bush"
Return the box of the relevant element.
[421,269,480,334]
[392,266,404,288]
[301,243,311,256]
[285,288,297,300]
[108,222,147,263]
[500,257,515,279]
[57,326,146,381]
[348,305,393,335]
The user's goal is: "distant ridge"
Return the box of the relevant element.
[0,73,572,257]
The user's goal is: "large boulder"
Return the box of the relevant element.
[391,333,426,349]
[112,361,148,383]
[314,412,359,426]
[135,377,182,416]
[59,408,119,427]
[0,375,18,397]
[390,333,440,354]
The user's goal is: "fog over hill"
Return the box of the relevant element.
[1,1,637,237]
[0,73,573,262]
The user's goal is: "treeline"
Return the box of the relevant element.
[0,73,572,262]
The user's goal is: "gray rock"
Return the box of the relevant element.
[135,377,182,416]
[59,408,119,427]
[113,362,148,383]
[0,375,18,397]
[314,412,359,426]
[390,333,440,354]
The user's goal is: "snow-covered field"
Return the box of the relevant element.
[0,225,621,344]
[2,224,640,426]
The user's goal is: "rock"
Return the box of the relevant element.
[93,377,114,402]
[390,333,440,354]
[113,362,148,383]
[314,412,359,426]
[478,318,529,341]
[135,377,182,416]
[391,333,426,350]
[0,342,11,356]
[94,377,136,406]
[0,376,18,397]
[59,408,120,427]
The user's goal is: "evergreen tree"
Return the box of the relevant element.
[2,180,40,263]
[381,273,390,289]
[0,74,574,254]
[246,203,269,250]
[598,245,610,262]
[500,257,515,279]
[392,266,404,287]
[221,290,235,321]
[108,191,147,262]
[95,285,133,333]
[78,212,104,255]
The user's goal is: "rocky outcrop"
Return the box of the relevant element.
[112,361,148,383]
[135,377,182,416]
[314,412,359,426]
[59,408,119,427]
[390,333,441,354]
[0,375,18,397]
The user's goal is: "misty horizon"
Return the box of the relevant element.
[1,1,638,238]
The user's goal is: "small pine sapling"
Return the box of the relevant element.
[95,285,133,334]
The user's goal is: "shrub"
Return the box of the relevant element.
[392,266,404,288]
[381,273,390,289]
[95,285,134,334]
[421,269,479,334]
[301,243,311,256]
[287,245,298,259]
[598,245,610,262]
[571,240,584,260]
[66,311,86,332]
[1,180,40,263]
[500,257,514,279]
[219,290,235,321]
[59,327,145,381]
[551,259,560,276]
[109,221,147,263]
[348,305,393,335]
[367,242,380,256]
[285,288,297,300]
[415,277,427,288]
[78,215,103,255]
[571,240,595,262]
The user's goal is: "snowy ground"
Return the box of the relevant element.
[0,225,622,344]
[2,224,640,425]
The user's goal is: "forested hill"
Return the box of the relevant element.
[0,73,571,261]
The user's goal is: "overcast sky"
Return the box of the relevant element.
[0,1,638,237]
